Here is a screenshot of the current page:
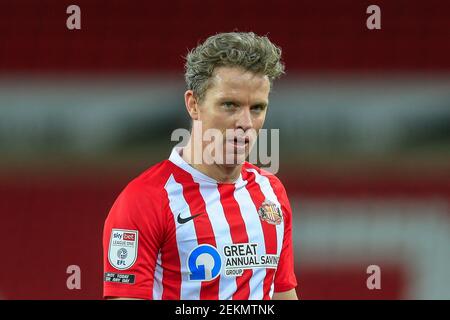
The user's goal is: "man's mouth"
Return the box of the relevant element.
[229,137,249,146]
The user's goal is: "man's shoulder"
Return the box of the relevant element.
[135,159,173,184]
[243,161,285,188]
[107,160,174,230]
[121,159,174,199]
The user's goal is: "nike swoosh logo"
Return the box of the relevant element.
[177,212,205,224]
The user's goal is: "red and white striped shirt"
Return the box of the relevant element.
[103,147,297,300]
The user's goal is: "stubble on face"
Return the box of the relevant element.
[196,66,271,166]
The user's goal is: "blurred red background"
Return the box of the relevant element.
[1,0,449,299]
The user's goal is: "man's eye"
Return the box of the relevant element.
[223,102,236,109]
[251,105,266,112]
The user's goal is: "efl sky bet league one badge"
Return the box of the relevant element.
[108,229,138,270]
[257,200,283,225]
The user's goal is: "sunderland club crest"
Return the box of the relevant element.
[257,200,283,225]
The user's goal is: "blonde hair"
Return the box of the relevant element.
[184,32,285,101]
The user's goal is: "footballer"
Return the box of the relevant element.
[103,32,298,300]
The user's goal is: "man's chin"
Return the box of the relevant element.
[221,152,248,166]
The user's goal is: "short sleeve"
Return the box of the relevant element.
[273,182,298,293]
[103,179,166,299]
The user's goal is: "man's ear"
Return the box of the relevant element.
[184,90,200,121]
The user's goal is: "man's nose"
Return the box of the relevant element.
[236,107,253,131]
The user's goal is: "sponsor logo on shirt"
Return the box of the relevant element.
[187,244,222,281]
[257,200,283,225]
[177,212,205,224]
[223,243,279,277]
[123,233,136,241]
[108,229,138,270]
[187,243,281,280]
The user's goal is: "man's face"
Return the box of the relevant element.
[195,66,270,166]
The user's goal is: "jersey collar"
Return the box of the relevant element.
[168,147,244,185]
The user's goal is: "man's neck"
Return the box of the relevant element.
[180,141,242,183]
